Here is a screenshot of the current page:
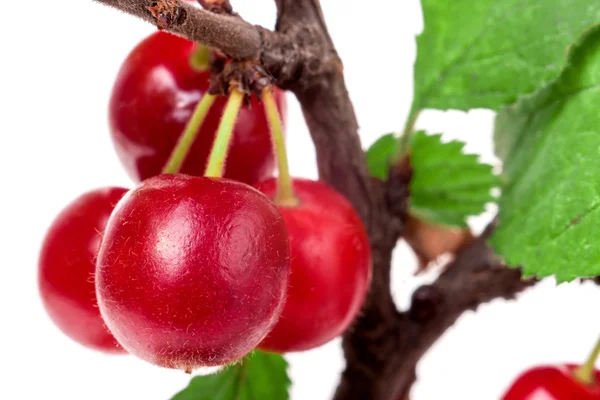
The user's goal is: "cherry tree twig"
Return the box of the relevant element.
[334,220,535,399]
[96,0,259,58]
[94,0,335,90]
[93,0,539,398]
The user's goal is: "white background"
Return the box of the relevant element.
[1,1,600,399]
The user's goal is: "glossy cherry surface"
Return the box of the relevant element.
[38,187,129,353]
[109,31,287,184]
[256,178,371,353]
[96,174,290,370]
[502,364,600,399]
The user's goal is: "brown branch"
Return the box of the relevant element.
[271,0,407,391]
[269,2,412,398]
[95,0,261,59]
[268,4,538,398]
[334,222,536,399]
[93,0,340,92]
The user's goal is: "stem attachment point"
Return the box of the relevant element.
[189,44,212,72]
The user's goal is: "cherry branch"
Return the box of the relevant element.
[95,0,260,59]
[333,221,535,399]
[271,5,408,399]
[269,4,540,397]
[93,0,338,91]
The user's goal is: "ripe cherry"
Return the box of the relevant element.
[38,187,129,353]
[108,31,287,185]
[502,338,600,400]
[501,364,600,399]
[255,178,371,353]
[96,174,290,370]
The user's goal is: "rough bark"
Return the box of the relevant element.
[334,222,534,399]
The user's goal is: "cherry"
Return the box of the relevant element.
[108,31,287,184]
[255,178,371,353]
[95,174,290,370]
[502,338,600,399]
[501,364,600,399]
[38,187,129,353]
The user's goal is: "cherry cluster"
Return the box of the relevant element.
[38,29,371,372]
[37,10,600,400]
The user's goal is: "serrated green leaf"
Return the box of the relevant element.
[410,131,502,228]
[411,163,500,192]
[491,25,600,283]
[414,0,600,112]
[365,133,398,180]
[415,186,497,204]
[171,351,290,400]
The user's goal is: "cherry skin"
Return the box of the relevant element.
[255,178,371,353]
[96,174,291,370]
[501,364,600,399]
[38,187,129,353]
[109,31,287,185]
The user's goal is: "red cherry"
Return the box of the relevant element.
[502,364,600,399]
[256,178,371,353]
[38,187,129,353]
[96,174,290,370]
[108,31,287,185]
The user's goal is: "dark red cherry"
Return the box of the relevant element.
[502,364,600,399]
[256,178,371,353]
[108,31,286,185]
[38,187,129,353]
[96,174,290,370]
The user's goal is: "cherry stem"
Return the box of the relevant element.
[262,88,299,207]
[204,89,245,178]
[162,94,217,174]
[573,335,600,385]
[189,44,212,72]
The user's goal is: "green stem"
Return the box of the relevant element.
[393,107,421,162]
[573,335,600,385]
[204,89,245,178]
[162,94,217,174]
[262,88,298,207]
[189,44,212,72]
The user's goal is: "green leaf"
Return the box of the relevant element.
[171,351,290,400]
[365,133,398,180]
[410,131,502,227]
[414,0,600,111]
[491,25,600,282]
